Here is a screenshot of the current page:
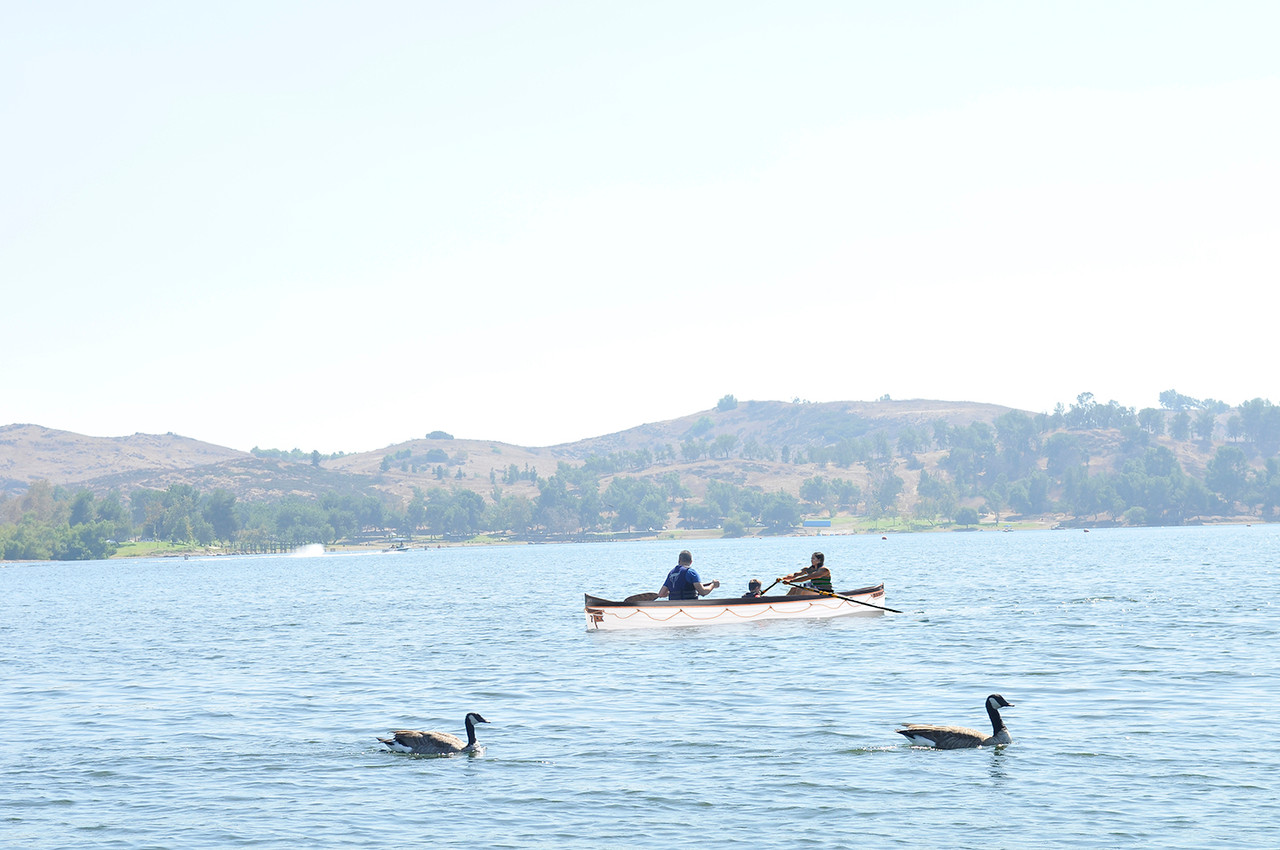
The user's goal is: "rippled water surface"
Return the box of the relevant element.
[3,526,1279,848]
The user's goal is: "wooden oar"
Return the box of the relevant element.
[780,579,903,613]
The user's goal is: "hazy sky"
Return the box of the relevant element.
[5,2,1278,452]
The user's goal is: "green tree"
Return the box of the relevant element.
[1110,446,1210,524]
[1259,458,1280,518]
[203,489,239,543]
[319,491,360,541]
[681,440,706,462]
[1206,445,1249,505]
[711,433,738,458]
[931,419,951,449]
[1169,411,1192,441]
[406,488,427,532]
[832,478,862,510]
[995,411,1039,479]
[1159,389,1200,410]
[799,476,830,505]
[20,480,59,523]
[1238,398,1280,454]
[487,494,534,534]
[1064,472,1118,521]
[1123,506,1149,526]
[759,491,801,534]
[605,477,667,532]
[1044,432,1087,475]
[916,470,958,521]
[897,427,924,457]
[872,472,904,516]
[1,520,54,560]
[54,520,119,560]
[274,496,334,543]
[1011,470,1052,514]
[678,502,721,528]
[95,491,128,524]
[686,416,714,438]
[577,484,604,531]
[1193,409,1217,442]
[942,447,980,495]
[450,490,486,535]
[534,473,584,533]
[660,471,690,503]
[68,490,96,527]
[1137,408,1165,436]
[704,480,738,518]
[96,490,133,541]
[721,512,749,538]
[983,473,1011,522]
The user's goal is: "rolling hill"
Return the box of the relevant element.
[2,400,1022,507]
[2,397,1241,534]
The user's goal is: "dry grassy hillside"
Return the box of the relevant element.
[0,399,1238,523]
[323,438,565,502]
[0,424,248,493]
[3,400,1014,505]
[553,399,1015,458]
[313,399,1022,506]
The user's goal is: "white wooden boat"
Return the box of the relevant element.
[583,583,888,631]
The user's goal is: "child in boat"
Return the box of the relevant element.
[741,578,763,598]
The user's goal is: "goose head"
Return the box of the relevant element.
[985,694,1013,730]
[462,712,489,746]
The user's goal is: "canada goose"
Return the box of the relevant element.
[378,712,490,755]
[896,694,1013,749]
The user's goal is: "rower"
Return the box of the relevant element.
[656,550,720,600]
[779,552,832,596]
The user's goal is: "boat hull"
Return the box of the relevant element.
[583,584,887,631]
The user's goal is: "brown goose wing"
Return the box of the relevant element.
[896,723,987,749]
[385,730,466,753]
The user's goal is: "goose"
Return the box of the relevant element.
[378,712,490,755]
[896,694,1013,749]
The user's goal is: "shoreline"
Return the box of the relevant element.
[2,517,1264,563]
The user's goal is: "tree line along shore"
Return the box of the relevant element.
[3,392,1279,561]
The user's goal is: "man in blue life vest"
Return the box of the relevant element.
[656,550,720,601]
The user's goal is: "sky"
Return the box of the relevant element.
[4,1,1278,453]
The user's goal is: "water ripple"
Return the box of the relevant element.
[2,527,1279,848]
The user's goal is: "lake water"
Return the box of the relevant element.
[3,525,1278,848]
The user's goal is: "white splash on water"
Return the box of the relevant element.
[290,543,325,557]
